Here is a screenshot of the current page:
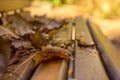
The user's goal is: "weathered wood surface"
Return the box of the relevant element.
[31,60,68,80]
[87,19,120,80]
[75,17,94,46]
[75,47,109,80]
[75,17,109,80]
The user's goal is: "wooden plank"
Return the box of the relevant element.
[87,19,120,80]
[31,60,68,80]
[75,18,109,80]
[75,48,109,80]
[75,17,94,46]
[58,60,68,80]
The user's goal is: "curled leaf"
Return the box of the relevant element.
[41,45,74,61]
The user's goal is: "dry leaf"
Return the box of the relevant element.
[0,26,20,39]
[23,31,49,49]
[41,45,74,61]
[11,40,33,49]
[1,14,34,36]
[0,36,11,74]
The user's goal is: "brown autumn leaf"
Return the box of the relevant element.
[78,35,86,46]
[11,40,33,49]
[0,36,11,74]
[2,12,64,34]
[41,45,74,61]
[0,25,34,65]
[29,15,63,32]
[0,26,21,67]
[0,26,20,39]
[1,14,34,36]
[33,15,63,29]
[48,29,60,40]
[41,20,63,30]
[9,40,35,65]
[33,15,50,24]
[22,31,49,49]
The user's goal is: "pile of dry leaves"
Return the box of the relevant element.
[0,11,73,77]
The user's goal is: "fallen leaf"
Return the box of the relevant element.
[0,36,11,74]
[1,14,34,36]
[11,40,33,49]
[22,31,49,49]
[41,45,74,61]
[0,26,20,39]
